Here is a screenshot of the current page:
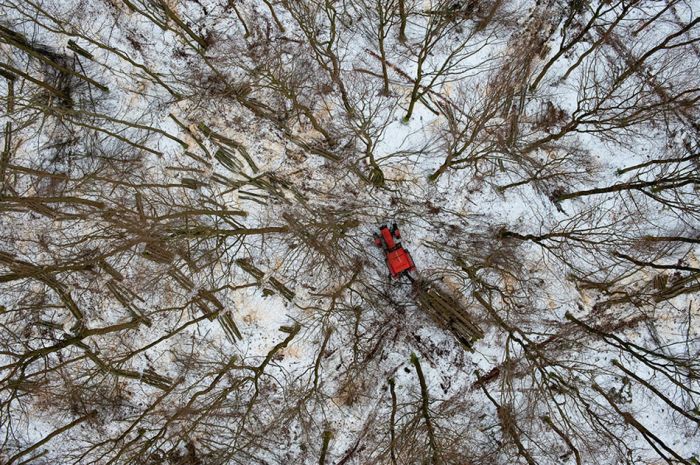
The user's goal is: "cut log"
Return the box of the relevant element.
[414,279,484,350]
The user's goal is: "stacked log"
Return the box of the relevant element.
[414,279,484,350]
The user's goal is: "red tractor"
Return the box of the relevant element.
[373,222,417,279]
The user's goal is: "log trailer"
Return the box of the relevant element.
[373,222,483,350]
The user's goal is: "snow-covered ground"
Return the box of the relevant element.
[0,0,698,464]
